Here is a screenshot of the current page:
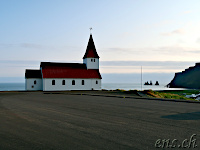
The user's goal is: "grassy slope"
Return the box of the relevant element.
[144,90,200,101]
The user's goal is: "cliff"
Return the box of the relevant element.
[168,63,200,89]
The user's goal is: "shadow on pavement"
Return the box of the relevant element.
[161,111,200,120]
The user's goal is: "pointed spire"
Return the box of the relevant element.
[83,34,100,59]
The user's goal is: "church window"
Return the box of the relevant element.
[94,59,95,62]
[72,80,75,85]
[62,80,65,85]
[96,80,98,84]
[34,80,36,84]
[91,59,93,62]
[82,80,84,85]
[52,80,55,85]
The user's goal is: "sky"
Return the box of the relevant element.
[0,0,200,83]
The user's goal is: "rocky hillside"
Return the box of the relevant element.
[168,63,200,89]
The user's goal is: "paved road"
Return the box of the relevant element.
[0,92,199,150]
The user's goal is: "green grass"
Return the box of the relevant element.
[102,89,199,101]
[145,90,199,101]
[158,90,200,95]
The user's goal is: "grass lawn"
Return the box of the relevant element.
[144,90,200,101]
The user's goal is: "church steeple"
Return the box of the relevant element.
[83,34,100,70]
[83,34,100,59]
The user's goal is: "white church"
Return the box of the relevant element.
[25,34,102,91]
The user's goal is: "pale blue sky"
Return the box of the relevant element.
[0,0,200,82]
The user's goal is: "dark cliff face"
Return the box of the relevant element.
[168,63,200,89]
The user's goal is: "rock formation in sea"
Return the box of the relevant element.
[167,63,200,89]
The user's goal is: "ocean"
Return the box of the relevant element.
[0,83,186,91]
[0,83,25,91]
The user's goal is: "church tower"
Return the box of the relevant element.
[83,34,100,69]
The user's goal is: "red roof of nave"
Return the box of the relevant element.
[41,62,101,79]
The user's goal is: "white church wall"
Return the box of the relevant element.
[91,79,101,90]
[43,78,101,91]
[83,58,99,69]
[26,78,43,91]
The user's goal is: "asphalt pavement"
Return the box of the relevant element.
[0,92,199,150]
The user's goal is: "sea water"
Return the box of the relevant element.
[0,83,186,91]
[0,83,25,91]
[102,83,187,91]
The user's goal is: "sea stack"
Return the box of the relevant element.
[155,81,159,85]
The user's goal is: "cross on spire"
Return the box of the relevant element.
[89,27,92,34]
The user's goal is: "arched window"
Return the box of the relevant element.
[94,59,95,62]
[62,80,65,85]
[91,59,93,62]
[34,80,36,84]
[72,80,75,85]
[52,80,55,85]
[82,80,84,85]
[96,80,98,84]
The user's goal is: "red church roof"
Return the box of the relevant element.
[83,34,100,59]
[41,62,102,79]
